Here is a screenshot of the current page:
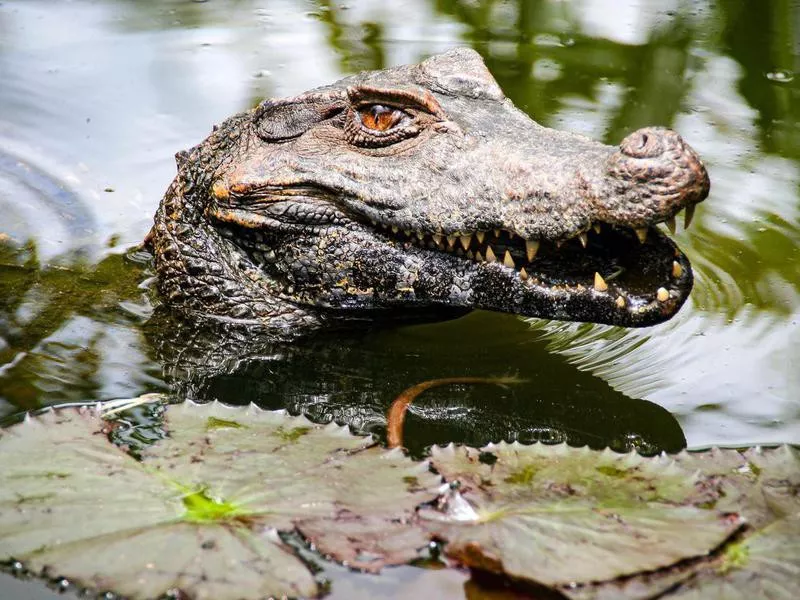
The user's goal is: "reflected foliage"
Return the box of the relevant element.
[0,241,154,412]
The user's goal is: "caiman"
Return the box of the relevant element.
[148,48,710,339]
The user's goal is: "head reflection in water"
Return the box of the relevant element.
[146,309,685,457]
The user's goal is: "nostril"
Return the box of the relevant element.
[620,127,667,159]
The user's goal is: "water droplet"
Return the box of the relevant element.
[765,70,794,83]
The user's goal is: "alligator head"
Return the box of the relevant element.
[150,48,710,339]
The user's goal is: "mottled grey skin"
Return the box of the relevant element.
[149,49,709,340]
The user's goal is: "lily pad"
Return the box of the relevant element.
[421,442,744,588]
[569,445,800,599]
[0,400,440,599]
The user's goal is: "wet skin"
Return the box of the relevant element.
[149,48,709,339]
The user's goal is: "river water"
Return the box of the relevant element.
[0,0,798,597]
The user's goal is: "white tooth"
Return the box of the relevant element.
[416,231,424,240]
[475,251,484,262]
[684,205,696,229]
[466,250,474,259]
[578,233,588,248]
[459,234,472,251]
[391,225,399,233]
[594,272,608,292]
[634,227,648,243]
[672,260,683,278]
[404,230,412,236]
[615,295,626,308]
[666,217,677,235]
[508,231,516,240]
[657,287,669,302]
[493,229,501,237]
[503,250,515,269]
[433,233,444,247]
[447,235,457,249]
[593,223,602,234]
[476,231,486,244]
[525,239,540,261]
[485,246,497,263]
[519,267,529,281]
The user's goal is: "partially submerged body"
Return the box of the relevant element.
[148,48,709,339]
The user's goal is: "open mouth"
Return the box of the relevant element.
[374,220,693,324]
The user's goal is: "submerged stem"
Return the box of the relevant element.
[386,376,524,448]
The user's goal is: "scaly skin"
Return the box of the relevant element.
[149,48,710,340]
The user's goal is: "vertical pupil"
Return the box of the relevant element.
[367,105,394,130]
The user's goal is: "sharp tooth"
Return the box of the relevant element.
[503,250,515,269]
[656,287,669,302]
[370,219,377,226]
[475,251,484,262]
[525,239,540,261]
[684,205,696,229]
[404,229,412,236]
[455,247,464,256]
[666,217,677,235]
[433,233,444,247]
[519,267,529,281]
[508,231,516,240]
[615,295,626,308]
[594,272,608,292]
[635,227,648,243]
[459,234,472,251]
[466,250,474,259]
[476,231,485,244]
[485,246,497,263]
[447,235,457,249]
[555,240,564,249]
[578,233,588,248]
[593,223,602,234]
[493,229,501,237]
[672,260,683,278]
[416,231,424,240]
[391,225,399,233]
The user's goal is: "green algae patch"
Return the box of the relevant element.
[719,539,750,574]
[275,425,312,442]
[180,487,247,524]
[205,416,246,431]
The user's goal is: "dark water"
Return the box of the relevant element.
[1,0,799,597]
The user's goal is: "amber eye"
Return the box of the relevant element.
[358,104,405,132]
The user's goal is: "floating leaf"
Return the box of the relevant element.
[0,400,440,599]
[569,445,800,599]
[422,443,744,588]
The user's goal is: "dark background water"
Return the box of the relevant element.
[0,0,799,596]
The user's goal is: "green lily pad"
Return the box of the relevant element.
[568,445,800,599]
[0,400,440,599]
[421,442,744,588]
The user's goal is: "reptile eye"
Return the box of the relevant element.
[358,104,406,131]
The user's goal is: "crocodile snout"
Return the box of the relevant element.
[597,127,710,229]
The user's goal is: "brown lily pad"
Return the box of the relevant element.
[0,400,440,599]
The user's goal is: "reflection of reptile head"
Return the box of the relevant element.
[149,49,709,339]
[146,309,687,457]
